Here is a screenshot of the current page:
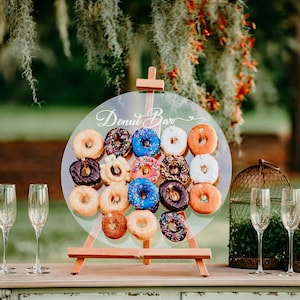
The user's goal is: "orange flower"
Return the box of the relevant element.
[186,0,197,13]
[231,103,244,126]
[217,12,227,31]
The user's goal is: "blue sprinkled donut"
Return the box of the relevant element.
[128,178,159,210]
[159,211,187,242]
[132,128,160,157]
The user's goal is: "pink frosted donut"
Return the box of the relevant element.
[72,129,104,160]
[130,156,160,182]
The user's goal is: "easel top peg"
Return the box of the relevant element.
[136,66,164,92]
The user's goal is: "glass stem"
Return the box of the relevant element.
[287,230,294,274]
[2,229,9,271]
[257,231,264,273]
[35,228,42,272]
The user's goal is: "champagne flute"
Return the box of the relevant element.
[280,188,300,276]
[26,184,49,275]
[249,188,271,275]
[0,184,17,275]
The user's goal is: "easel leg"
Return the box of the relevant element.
[180,212,209,277]
[71,214,102,274]
[143,240,150,265]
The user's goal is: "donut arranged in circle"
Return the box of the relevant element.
[161,125,187,155]
[159,180,189,212]
[189,183,222,214]
[187,123,218,155]
[104,127,132,157]
[127,210,158,241]
[190,154,219,184]
[68,185,100,217]
[102,211,127,239]
[159,211,188,242]
[69,157,101,188]
[130,156,160,183]
[99,183,130,215]
[128,177,159,210]
[132,128,160,157]
[160,155,190,186]
[100,154,131,185]
[72,129,104,160]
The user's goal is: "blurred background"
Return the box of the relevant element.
[0,0,300,265]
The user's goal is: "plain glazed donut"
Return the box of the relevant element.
[69,158,101,188]
[190,154,219,184]
[99,183,129,215]
[130,156,160,183]
[100,154,131,185]
[187,123,218,155]
[128,178,159,210]
[72,129,104,159]
[132,128,160,157]
[159,211,187,242]
[160,155,190,186]
[127,210,158,240]
[68,185,100,217]
[102,211,127,239]
[189,183,222,214]
[161,126,187,155]
[159,180,189,212]
[104,127,132,157]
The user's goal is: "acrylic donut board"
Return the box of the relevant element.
[61,91,232,249]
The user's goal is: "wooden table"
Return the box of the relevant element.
[1,263,300,300]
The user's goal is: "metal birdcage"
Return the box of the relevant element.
[230,159,291,220]
[229,159,291,269]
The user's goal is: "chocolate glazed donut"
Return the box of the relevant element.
[159,180,189,212]
[69,158,101,187]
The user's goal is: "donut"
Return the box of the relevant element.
[130,156,160,182]
[159,180,189,212]
[127,210,158,240]
[99,183,130,215]
[72,129,104,159]
[132,128,160,157]
[190,154,219,184]
[161,126,187,155]
[160,155,190,186]
[128,178,159,210]
[104,127,132,157]
[69,158,101,188]
[189,183,222,214]
[100,154,131,185]
[187,123,218,155]
[68,185,100,217]
[102,211,127,239]
[159,211,187,242]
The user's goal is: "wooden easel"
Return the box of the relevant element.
[68,67,211,277]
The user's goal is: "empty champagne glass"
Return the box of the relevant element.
[0,184,17,275]
[26,184,49,275]
[249,187,271,275]
[280,188,300,276]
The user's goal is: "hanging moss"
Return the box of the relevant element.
[4,0,40,105]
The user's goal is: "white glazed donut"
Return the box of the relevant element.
[72,129,104,160]
[190,154,219,184]
[160,126,187,155]
[100,154,131,185]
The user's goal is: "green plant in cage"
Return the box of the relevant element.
[229,215,287,268]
